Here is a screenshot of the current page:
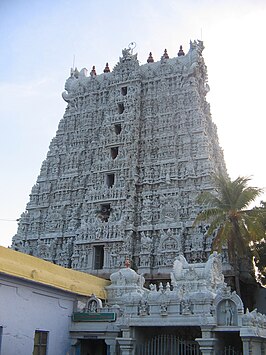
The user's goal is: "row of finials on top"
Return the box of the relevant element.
[83,45,186,77]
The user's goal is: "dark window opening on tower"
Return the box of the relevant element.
[111,147,118,159]
[121,86,127,96]
[94,245,104,270]
[114,124,122,135]
[98,203,111,222]
[117,103,124,114]
[106,174,115,188]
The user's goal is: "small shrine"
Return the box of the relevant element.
[70,253,266,354]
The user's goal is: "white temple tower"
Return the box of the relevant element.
[12,41,226,280]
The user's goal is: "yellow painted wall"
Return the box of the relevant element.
[0,246,109,299]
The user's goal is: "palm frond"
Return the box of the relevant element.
[193,173,264,266]
[196,191,222,208]
[213,174,233,207]
[241,212,265,241]
[204,213,227,236]
[236,186,264,210]
[194,207,225,225]
[212,221,232,252]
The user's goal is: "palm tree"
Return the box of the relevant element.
[194,174,265,296]
[252,201,266,285]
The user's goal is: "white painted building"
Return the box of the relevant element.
[0,246,108,355]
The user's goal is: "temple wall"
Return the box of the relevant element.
[0,273,75,355]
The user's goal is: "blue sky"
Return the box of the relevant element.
[1,0,266,246]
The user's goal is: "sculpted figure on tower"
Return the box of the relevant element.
[12,41,226,281]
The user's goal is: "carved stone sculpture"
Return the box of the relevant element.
[12,41,226,280]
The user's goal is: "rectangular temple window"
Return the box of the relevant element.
[94,245,104,270]
[111,147,118,159]
[106,173,115,188]
[117,103,124,114]
[114,123,122,135]
[121,86,127,96]
[33,330,48,355]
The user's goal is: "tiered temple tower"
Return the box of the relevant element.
[12,40,226,280]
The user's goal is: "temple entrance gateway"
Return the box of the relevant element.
[135,328,201,355]
[70,254,266,355]
[215,332,242,354]
[78,339,107,355]
[136,335,200,355]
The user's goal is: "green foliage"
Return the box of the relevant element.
[194,174,265,263]
[252,201,266,285]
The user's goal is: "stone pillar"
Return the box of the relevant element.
[70,339,80,355]
[105,338,117,355]
[116,328,135,355]
[262,340,266,355]
[196,326,218,355]
[196,338,218,355]
[242,337,262,355]
[252,338,263,354]
[242,337,250,355]
[116,338,134,355]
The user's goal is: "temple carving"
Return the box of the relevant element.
[12,40,226,280]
